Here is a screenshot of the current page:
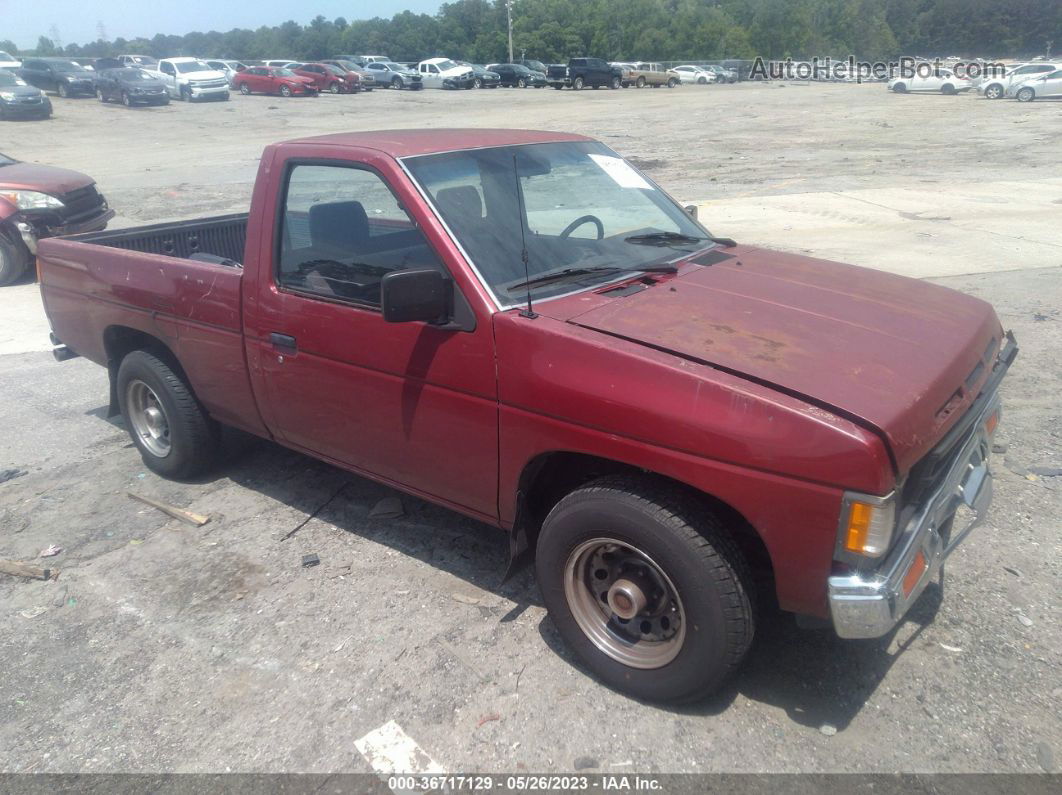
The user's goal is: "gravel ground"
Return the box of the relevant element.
[0,81,1059,776]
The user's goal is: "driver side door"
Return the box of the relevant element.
[157,62,178,95]
[246,157,500,520]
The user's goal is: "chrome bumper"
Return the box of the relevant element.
[828,334,1017,639]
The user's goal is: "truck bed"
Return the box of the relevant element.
[66,213,248,264]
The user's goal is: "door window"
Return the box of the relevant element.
[277,164,444,306]
[161,62,175,75]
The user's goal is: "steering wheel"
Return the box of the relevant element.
[559,214,605,240]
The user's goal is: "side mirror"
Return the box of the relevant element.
[381,269,451,324]
[684,204,698,220]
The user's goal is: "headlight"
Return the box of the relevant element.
[838,492,896,558]
[0,190,65,210]
[0,91,15,100]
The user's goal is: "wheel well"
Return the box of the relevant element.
[102,326,186,416]
[515,452,774,585]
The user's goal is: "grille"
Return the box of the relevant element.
[60,184,106,223]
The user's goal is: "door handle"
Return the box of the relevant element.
[270,332,297,353]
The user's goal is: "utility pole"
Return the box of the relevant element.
[506,0,514,64]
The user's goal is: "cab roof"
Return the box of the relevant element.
[282,128,593,158]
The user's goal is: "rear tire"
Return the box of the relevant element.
[535,475,754,703]
[0,235,31,287]
[941,83,956,95]
[893,82,907,93]
[117,350,219,480]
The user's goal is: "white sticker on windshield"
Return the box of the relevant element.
[588,154,652,190]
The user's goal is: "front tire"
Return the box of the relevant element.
[392,76,402,89]
[636,76,646,89]
[239,82,251,95]
[279,84,292,97]
[1016,87,1035,102]
[58,82,69,98]
[536,475,754,703]
[122,91,132,107]
[96,87,107,103]
[329,81,341,94]
[0,235,32,286]
[667,77,678,88]
[117,350,219,480]
[573,76,584,90]
[892,82,907,93]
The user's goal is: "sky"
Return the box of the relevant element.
[6,1,445,50]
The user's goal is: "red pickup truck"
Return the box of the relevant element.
[38,129,1016,702]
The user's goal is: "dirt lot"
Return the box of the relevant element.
[1,82,1060,776]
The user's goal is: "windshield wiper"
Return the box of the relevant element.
[625,231,737,248]
[506,264,677,293]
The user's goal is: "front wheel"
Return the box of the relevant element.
[392,76,403,89]
[535,476,754,703]
[667,77,678,88]
[58,82,69,98]
[96,88,107,103]
[180,86,191,101]
[517,78,526,88]
[117,350,219,479]
[0,235,32,286]
[122,91,132,107]
[941,83,957,95]
[636,76,645,89]
[573,76,584,90]
[239,82,251,95]
[983,83,1003,99]
[473,77,482,89]
[892,82,907,93]
[329,81,341,94]
[1016,87,1035,102]
[279,84,292,97]
[610,76,621,89]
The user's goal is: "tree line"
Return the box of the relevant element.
[5,0,1059,66]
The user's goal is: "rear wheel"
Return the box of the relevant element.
[892,82,907,93]
[1016,87,1035,102]
[941,83,957,95]
[117,350,219,480]
[0,235,32,287]
[536,475,754,703]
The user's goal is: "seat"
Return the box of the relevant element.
[308,200,370,255]
[435,186,483,225]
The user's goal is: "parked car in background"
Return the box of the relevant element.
[94,67,169,106]
[36,129,1016,704]
[617,62,675,88]
[151,58,230,101]
[459,63,500,88]
[118,55,158,69]
[487,63,544,88]
[233,66,317,97]
[0,51,21,71]
[365,61,423,89]
[204,60,248,84]
[515,58,548,75]
[19,58,95,97]
[292,63,358,93]
[979,62,1062,99]
[669,65,715,85]
[704,64,738,83]
[0,151,113,285]
[1009,68,1062,101]
[263,60,299,69]
[889,67,972,94]
[0,70,51,120]
[547,57,622,90]
[416,58,475,89]
[322,60,375,91]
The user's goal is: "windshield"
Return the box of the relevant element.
[434,60,459,71]
[52,61,84,73]
[274,68,296,77]
[0,51,15,61]
[405,141,711,305]
[325,64,346,75]
[381,63,405,71]
[121,69,155,81]
[0,71,23,86]
[174,60,211,74]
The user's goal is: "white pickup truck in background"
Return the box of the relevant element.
[150,58,230,101]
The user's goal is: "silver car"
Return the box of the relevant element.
[365,61,423,89]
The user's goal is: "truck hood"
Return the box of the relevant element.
[0,161,95,196]
[560,247,1001,473]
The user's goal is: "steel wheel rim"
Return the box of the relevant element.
[127,380,171,458]
[563,537,686,669]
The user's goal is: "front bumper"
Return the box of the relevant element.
[828,333,1018,639]
[0,97,52,117]
[188,84,230,98]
